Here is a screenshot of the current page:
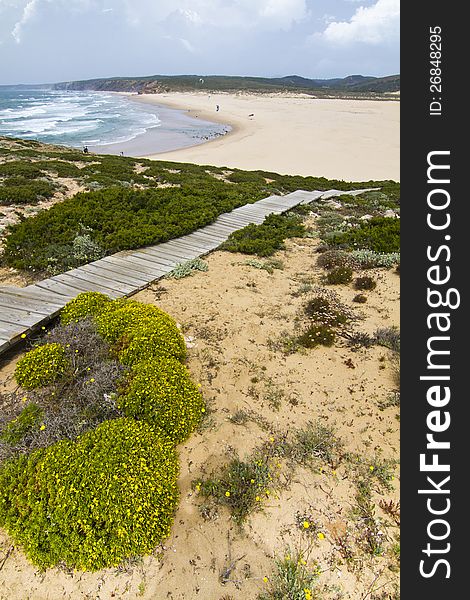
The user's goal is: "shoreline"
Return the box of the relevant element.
[127,91,400,181]
[87,94,232,157]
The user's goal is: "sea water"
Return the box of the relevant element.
[0,89,229,153]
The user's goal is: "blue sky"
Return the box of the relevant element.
[0,0,400,85]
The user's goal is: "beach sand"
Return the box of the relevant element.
[133,92,400,181]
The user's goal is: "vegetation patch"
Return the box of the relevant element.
[221,213,305,257]
[258,549,320,600]
[168,258,209,279]
[118,358,204,444]
[14,343,70,389]
[0,418,179,571]
[328,217,400,253]
[195,450,277,525]
[0,291,203,570]
[354,275,377,291]
[323,265,353,285]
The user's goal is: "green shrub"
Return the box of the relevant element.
[14,343,69,389]
[119,358,203,444]
[354,276,377,290]
[0,418,179,570]
[60,292,111,325]
[0,179,56,205]
[329,217,400,253]
[221,213,305,257]
[324,265,353,285]
[0,404,44,445]
[297,324,336,348]
[117,318,186,366]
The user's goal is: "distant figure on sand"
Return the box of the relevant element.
[83,146,89,154]
[216,104,220,112]
[249,113,255,118]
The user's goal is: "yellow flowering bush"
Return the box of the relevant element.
[60,291,110,325]
[0,418,179,571]
[117,318,186,366]
[119,358,204,444]
[14,343,70,389]
[94,300,177,343]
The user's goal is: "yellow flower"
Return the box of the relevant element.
[250,479,255,484]
[225,491,231,497]
[256,496,261,502]
[21,333,27,339]
[90,378,95,383]
[263,576,268,583]
[369,465,375,472]
[21,396,28,403]
[317,532,325,540]
[40,424,46,431]
[303,521,310,529]
[304,589,313,600]
[270,437,275,442]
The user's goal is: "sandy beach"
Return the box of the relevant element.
[132,92,400,181]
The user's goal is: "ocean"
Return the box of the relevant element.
[0,89,230,155]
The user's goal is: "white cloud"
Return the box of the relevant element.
[11,0,38,43]
[322,0,399,45]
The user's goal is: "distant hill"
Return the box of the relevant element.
[48,74,399,96]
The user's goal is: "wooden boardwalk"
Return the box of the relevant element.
[0,188,377,354]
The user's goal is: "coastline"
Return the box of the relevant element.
[87,95,231,157]
[128,91,400,181]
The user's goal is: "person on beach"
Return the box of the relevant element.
[83,146,89,154]
[216,104,220,112]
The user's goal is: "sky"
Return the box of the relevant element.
[0,0,400,85]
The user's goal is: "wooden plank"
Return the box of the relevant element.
[34,279,84,298]
[173,237,218,252]
[0,285,67,306]
[0,293,61,315]
[130,250,180,268]
[52,272,131,296]
[0,308,51,329]
[102,256,171,278]
[78,263,149,287]
[40,275,121,298]
[125,249,178,267]
[116,255,173,277]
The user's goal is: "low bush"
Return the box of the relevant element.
[350,249,400,269]
[329,217,400,253]
[316,249,356,270]
[94,300,183,350]
[0,179,56,205]
[353,294,368,304]
[297,324,336,348]
[60,292,111,325]
[304,297,348,327]
[324,265,353,285]
[118,358,203,444]
[221,213,305,257]
[354,276,377,291]
[0,418,179,570]
[116,318,186,366]
[14,343,70,389]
